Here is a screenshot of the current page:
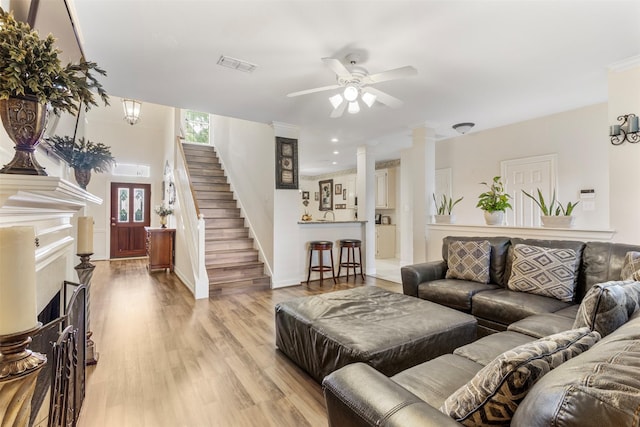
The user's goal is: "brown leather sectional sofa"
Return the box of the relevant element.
[323,237,640,426]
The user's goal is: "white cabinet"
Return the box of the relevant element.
[375,168,396,209]
[375,224,396,258]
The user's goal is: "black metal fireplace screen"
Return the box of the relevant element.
[29,281,86,427]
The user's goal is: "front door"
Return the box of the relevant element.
[110,183,151,258]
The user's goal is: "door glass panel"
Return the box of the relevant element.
[134,188,145,222]
[118,188,129,222]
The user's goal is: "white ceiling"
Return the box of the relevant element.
[68,0,640,175]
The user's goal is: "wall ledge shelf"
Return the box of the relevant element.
[427,223,615,241]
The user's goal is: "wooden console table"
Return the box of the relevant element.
[145,227,175,272]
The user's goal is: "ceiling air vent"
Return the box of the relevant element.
[217,55,257,73]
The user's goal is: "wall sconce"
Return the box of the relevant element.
[122,99,142,125]
[610,114,639,145]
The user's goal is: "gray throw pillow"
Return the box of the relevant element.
[507,244,579,302]
[440,328,600,426]
[573,280,640,337]
[445,240,491,284]
[620,251,640,281]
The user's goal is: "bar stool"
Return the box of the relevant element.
[337,239,365,281]
[306,241,337,285]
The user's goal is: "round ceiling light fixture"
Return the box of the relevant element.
[343,84,359,102]
[452,122,475,134]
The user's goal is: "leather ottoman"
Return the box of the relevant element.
[275,286,477,382]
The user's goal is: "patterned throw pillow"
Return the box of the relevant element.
[440,328,600,426]
[573,280,640,337]
[507,244,579,302]
[445,240,491,284]
[621,251,640,281]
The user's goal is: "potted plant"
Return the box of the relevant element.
[476,176,512,225]
[155,205,174,228]
[49,135,115,189]
[0,8,109,176]
[433,194,464,224]
[522,188,579,228]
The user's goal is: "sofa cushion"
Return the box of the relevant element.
[454,331,535,366]
[443,236,511,286]
[445,240,491,283]
[391,354,483,409]
[472,288,570,326]
[508,313,576,338]
[418,279,499,312]
[440,328,600,426]
[572,280,640,337]
[620,251,640,281]
[507,244,579,303]
[553,304,579,319]
[512,314,640,427]
[579,241,640,302]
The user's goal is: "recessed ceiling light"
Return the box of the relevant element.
[333,151,339,155]
[331,138,338,142]
[332,161,337,165]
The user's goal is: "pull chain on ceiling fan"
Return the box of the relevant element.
[287,54,417,118]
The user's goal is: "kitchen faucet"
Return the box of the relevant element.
[323,211,335,221]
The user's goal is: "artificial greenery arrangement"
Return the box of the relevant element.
[49,135,115,172]
[476,176,512,212]
[0,8,109,114]
[522,189,579,216]
[155,205,174,217]
[433,194,464,215]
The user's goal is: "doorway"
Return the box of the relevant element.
[110,183,151,258]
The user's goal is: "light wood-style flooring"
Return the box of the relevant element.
[78,259,402,427]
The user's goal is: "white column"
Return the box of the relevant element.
[399,148,414,266]
[608,59,640,244]
[410,125,436,263]
[357,145,376,275]
[271,122,302,287]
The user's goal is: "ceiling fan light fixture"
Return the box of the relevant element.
[348,101,360,114]
[343,84,359,102]
[362,92,376,108]
[452,122,475,134]
[329,93,344,109]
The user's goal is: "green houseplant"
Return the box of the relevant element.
[433,194,464,224]
[0,8,109,175]
[49,135,115,189]
[476,176,512,225]
[522,188,579,228]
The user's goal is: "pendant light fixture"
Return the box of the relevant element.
[122,99,142,125]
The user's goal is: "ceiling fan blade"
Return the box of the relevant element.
[362,87,403,109]
[330,101,347,118]
[322,57,353,79]
[287,84,341,97]
[364,66,417,84]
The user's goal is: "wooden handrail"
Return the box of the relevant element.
[175,137,200,217]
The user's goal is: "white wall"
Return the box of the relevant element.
[82,98,175,260]
[608,64,640,244]
[435,103,610,230]
[212,115,275,272]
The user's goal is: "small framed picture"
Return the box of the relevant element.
[319,179,333,211]
[343,189,347,200]
[314,192,319,201]
[302,191,309,200]
[335,183,342,195]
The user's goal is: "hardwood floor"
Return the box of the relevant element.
[78,259,402,427]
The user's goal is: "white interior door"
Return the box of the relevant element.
[501,154,557,227]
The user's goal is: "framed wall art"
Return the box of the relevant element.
[319,179,333,211]
[335,183,342,195]
[275,137,298,189]
[302,191,309,200]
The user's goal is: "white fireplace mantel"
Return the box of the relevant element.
[0,175,102,312]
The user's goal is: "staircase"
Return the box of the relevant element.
[181,143,270,295]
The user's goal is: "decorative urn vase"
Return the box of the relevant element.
[160,216,168,228]
[74,168,92,190]
[484,210,504,226]
[0,95,50,175]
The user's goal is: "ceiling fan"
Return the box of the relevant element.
[287,54,417,118]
